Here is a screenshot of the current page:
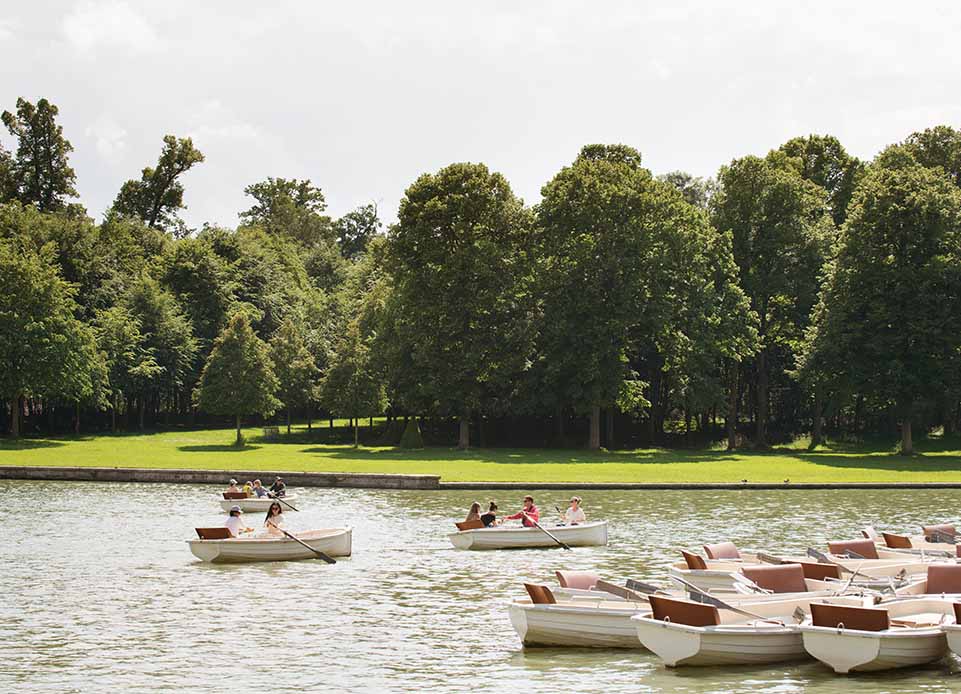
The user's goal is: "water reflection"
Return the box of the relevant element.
[2,482,961,692]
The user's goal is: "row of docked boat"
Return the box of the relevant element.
[509,521,961,674]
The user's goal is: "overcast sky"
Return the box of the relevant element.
[1,1,959,228]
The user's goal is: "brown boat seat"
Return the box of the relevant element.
[811,603,889,632]
[554,570,600,590]
[827,539,879,559]
[455,519,485,531]
[524,583,557,605]
[881,532,913,549]
[798,561,841,581]
[649,595,720,627]
[222,492,247,499]
[741,564,807,593]
[594,579,645,601]
[681,550,708,570]
[953,603,961,623]
[925,564,961,594]
[703,542,740,560]
[957,545,961,559]
[195,527,232,540]
[923,524,957,542]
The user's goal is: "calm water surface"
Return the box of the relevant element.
[3,481,961,693]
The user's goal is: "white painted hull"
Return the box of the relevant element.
[634,618,806,666]
[801,627,946,673]
[942,623,961,656]
[217,495,299,512]
[509,600,646,648]
[448,520,608,550]
[188,527,351,563]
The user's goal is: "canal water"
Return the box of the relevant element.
[3,481,961,692]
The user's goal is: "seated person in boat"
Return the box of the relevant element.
[503,496,539,527]
[464,502,481,523]
[224,505,253,537]
[242,480,253,497]
[480,501,498,527]
[252,479,269,497]
[269,476,287,497]
[264,501,286,536]
[226,479,240,494]
[561,496,586,525]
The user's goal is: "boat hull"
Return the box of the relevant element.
[509,601,646,648]
[800,627,947,673]
[188,527,351,563]
[634,618,806,666]
[217,495,299,513]
[448,521,608,550]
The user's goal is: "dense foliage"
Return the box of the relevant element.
[3,95,961,454]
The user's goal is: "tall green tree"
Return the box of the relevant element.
[801,160,961,454]
[112,135,204,234]
[777,134,863,225]
[240,177,334,245]
[711,154,832,447]
[334,203,382,259]
[387,161,535,449]
[321,319,387,447]
[270,318,320,433]
[657,171,716,209]
[1,98,78,211]
[0,144,16,203]
[94,305,160,432]
[901,125,961,187]
[194,312,280,446]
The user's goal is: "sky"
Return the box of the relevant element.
[1,1,960,228]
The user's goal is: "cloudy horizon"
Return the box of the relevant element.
[2,0,959,228]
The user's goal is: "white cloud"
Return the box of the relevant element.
[0,18,18,40]
[85,117,128,163]
[62,0,161,54]
[187,100,261,143]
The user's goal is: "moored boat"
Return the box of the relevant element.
[217,494,299,513]
[188,527,351,563]
[448,520,608,550]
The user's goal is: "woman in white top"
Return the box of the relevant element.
[264,501,286,536]
[224,505,253,537]
[563,496,586,525]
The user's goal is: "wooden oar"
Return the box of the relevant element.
[522,512,571,550]
[268,493,300,512]
[671,575,785,625]
[267,521,335,564]
[806,547,882,581]
[625,578,665,595]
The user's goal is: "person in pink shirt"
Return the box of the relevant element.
[503,495,539,527]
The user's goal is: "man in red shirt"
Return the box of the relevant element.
[503,495,539,527]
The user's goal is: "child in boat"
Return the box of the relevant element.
[224,506,253,537]
[226,479,240,494]
[480,501,498,527]
[465,502,481,523]
[242,481,253,497]
[562,496,586,525]
[252,479,269,497]
[264,501,286,536]
[503,496,539,527]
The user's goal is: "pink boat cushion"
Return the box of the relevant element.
[811,603,889,632]
[681,550,708,570]
[926,564,961,594]
[649,595,719,627]
[703,542,740,560]
[554,570,600,590]
[524,583,557,605]
[740,564,807,593]
[827,539,879,559]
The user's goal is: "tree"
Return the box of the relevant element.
[711,155,833,447]
[1,98,78,211]
[657,171,716,209]
[902,125,961,187]
[270,318,320,433]
[777,135,864,225]
[334,203,382,259]
[321,320,387,447]
[801,160,961,454]
[94,306,160,432]
[0,238,95,436]
[240,177,333,245]
[0,144,16,203]
[194,312,280,446]
[386,161,535,449]
[112,135,204,234]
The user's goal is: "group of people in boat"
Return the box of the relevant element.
[226,476,287,498]
[464,495,586,528]
[225,500,288,538]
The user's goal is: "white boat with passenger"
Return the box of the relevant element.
[188,526,351,563]
[217,494,299,513]
[448,520,608,550]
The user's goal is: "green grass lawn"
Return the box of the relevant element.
[3,425,961,483]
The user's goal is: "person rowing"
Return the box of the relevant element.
[560,496,586,525]
[269,476,287,498]
[264,501,286,536]
[503,495,539,527]
[224,505,253,537]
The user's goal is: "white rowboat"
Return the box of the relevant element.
[188,527,351,563]
[448,520,608,550]
[217,495,299,513]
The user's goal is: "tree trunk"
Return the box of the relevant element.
[286,406,291,434]
[684,405,691,437]
[900,402,913,456]
[10,396,21,437]
[353,419,359,448]
[369,416,373,431]
[458,414,470,450]
[756,348,769,448]
[588,405,600,450]
[726,367,738,451]
[112,394,118,433]
[306,404,312,431]
[236,414,243,446]
[329,417,333,429]
[605,408,614,449]
[75,401,81,435]
[811,386,824,449]
[138,396,145,430]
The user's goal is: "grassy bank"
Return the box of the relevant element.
[3,426,961,483]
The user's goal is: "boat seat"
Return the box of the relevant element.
[798,561,841,581]
[195,527,232,540]
[811,603,890,632]
[925,564,961,594]
[740,564,807,593]
[881,532,913,549]
[923,523,957,543]
[649,595,719,627]
[827,539,879,559]
[524,583,557,605]
[222,492,248,499]
[555,570,600,590]
[594,579,644,601]
[957,545,961,559]
[681,550,708,570]
[703,542,740,560]
[861,526,879,541]
[953,603,961,623]
[455,519,485,531]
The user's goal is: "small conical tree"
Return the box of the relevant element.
[195,312,280,446]
[321,320,386,447]
[270,318,320,433]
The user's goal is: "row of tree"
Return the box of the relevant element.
[3,96,961,453]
